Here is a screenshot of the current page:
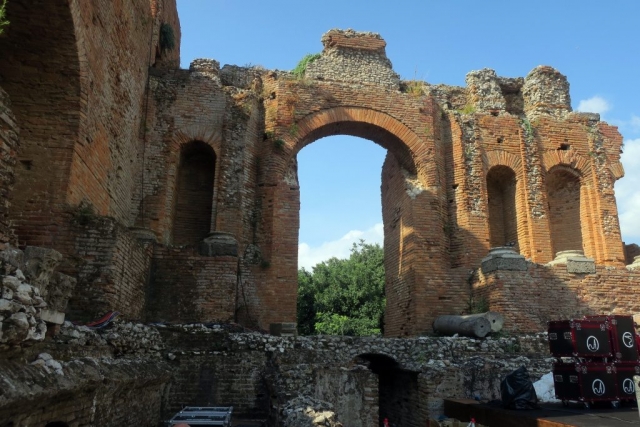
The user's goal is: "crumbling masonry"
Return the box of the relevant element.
[0,1,639,425]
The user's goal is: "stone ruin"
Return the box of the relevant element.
[0,1,639,425]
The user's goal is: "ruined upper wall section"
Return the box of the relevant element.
[462,66,572,119]
[305,29,400,89]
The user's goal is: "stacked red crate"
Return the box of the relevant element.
[548,315,640,406]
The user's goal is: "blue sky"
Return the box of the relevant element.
[177,1,640,269]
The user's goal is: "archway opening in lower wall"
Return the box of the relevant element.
[357,353,421,427]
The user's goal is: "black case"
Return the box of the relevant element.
[584,315,639,361]
[553,362,617,403]
[548,319,612,358]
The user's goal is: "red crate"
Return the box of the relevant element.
[553,362,617,404]
[548,319,612,358]
[584,315,639,361]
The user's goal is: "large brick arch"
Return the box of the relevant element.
[293,107,422,166]
[258,106,452,336]
[0,0,85,247]
[541,150,592,181]
[267,107,425,185]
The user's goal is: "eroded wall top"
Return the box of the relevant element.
[305,29,401,89]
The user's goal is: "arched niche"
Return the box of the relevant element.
[546,165,583,255]
[172,141,216,245]
[486,165,518,248]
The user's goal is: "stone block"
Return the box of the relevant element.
[198,232,238,257]
[21,246,63,288]
[128,227,158,245]
[481,247,527,274]
[40,309,65,325]
[627,255,640,271]
[548,250,595,274]
[189,58,220,74]
[45,272,76,313]
[270,322,298,337]
[566,257,596,274]
[0,246,23,275]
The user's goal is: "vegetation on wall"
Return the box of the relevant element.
[159,23,176,52]
[297,241,385,336]
[0,0,9,35]
[292,53,321,79]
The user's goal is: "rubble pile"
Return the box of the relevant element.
[281,396,343,427]
[0,246,74,347]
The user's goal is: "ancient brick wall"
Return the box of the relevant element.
[0,358,170,427]
[0,88,18,247]
[0,20,636,338]
[147,246,237,323]
[0,0,179,250]
[473,264,640,332]
[0,0,83,248]
[158,326,550,423]
[65,218,153,321]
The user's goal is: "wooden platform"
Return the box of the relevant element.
[444,398,640,427]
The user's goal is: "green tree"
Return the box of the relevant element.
[0,0,9,35]
[296,240,385,336]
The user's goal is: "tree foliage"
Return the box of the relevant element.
[297,240,385,336]
[0,0,9,36]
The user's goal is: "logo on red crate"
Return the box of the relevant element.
[622,332,634,348]
[586,336,600,352]
[623,378,635,394]
[592,379,606,396]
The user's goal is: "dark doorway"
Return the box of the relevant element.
[172,141,216,245]
[487,166,518,248]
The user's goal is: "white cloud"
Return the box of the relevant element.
[298,223,384,270]
[615,138,640,245]
[577,96,611,116]
[630,115,640,133]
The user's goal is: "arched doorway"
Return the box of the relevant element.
[296,135,386,336]
[357,354,421,427]
[172,141,216,246]
[546,165,583,255]
[486,166,518,248]
[259,107,450,337]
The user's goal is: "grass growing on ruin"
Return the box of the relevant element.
[70,201,96,226]
[292,53,321,79]
[458,104,476,115]
[159,23,176,52]
[0,0,9,35]
[402,80,424,97]
[521,118,534,143]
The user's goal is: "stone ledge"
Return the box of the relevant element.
[481,247,527,274]
[547,250,596,274]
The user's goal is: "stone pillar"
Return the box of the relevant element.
[517,117,554,263]
[522,66,571,119]
[465,68,506,114]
